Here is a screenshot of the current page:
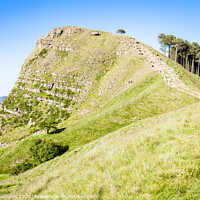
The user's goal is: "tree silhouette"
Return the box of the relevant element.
[158,33,167,56]
[165,35,176,58]
[158,33,200,76]
[173,38,184,63]
[196,52,200,76]
[116,29,126,34]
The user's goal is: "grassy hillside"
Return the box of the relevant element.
[0,27,148,142]
[0,27,200,199]
[1,100,200,199]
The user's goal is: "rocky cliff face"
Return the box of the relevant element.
[0,26,155,138]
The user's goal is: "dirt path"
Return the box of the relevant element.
[0,130,46,149]
[143,48,200,100]
[1,43,200,149]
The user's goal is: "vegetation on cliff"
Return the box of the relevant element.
[0,27,200,199]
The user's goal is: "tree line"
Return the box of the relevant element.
[158,34,200,76]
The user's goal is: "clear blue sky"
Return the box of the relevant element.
[0,0,200,96]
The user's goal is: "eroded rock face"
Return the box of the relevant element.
[0,27,90,134]
[0,26,148,136]
[36,27,84,49]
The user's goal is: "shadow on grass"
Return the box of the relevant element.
[0,183,19,195]
[48,128,66,135]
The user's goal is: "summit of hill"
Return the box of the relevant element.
[0,27,200,199]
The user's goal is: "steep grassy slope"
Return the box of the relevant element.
[0,73,198,174]
[0,27,149,141]
[1,101,200,199]
[0,27,200,199]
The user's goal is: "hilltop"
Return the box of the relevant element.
[0,27,200,199]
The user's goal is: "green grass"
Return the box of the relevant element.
[147,46,200,93]
[1,27,200,199]
[166,59,200,93]
[1,101,200,199]
[0,72,198,174]
[0,174,11,182]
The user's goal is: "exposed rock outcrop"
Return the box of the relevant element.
[1,26,199,142]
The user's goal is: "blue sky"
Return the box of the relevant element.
[0,0,200,96]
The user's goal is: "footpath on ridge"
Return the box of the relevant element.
[1,39,200,149]
[143,47,200,100]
